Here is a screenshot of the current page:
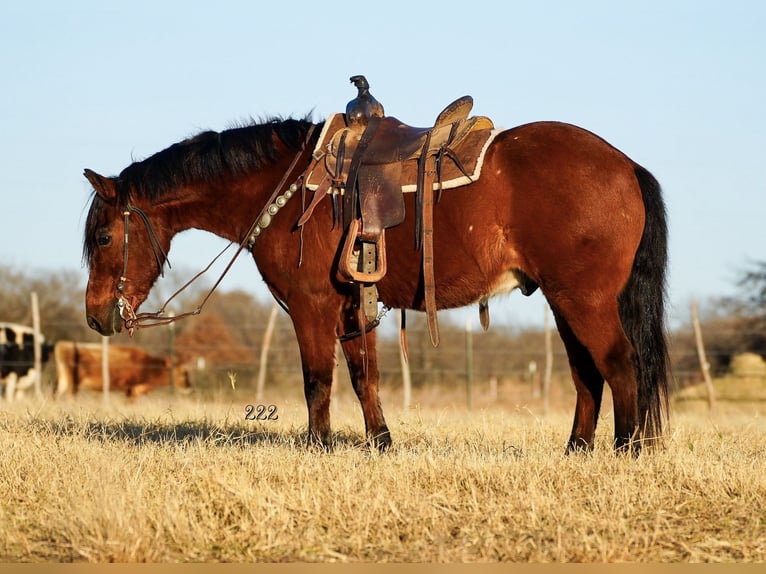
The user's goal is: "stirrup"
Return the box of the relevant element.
[338,219,387,283]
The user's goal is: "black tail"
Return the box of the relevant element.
[618,165,670,445]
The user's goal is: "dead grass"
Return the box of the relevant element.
[0,387,764,563]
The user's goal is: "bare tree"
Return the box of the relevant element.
[0,265,91,342]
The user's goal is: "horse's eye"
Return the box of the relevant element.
[96,232,112,247]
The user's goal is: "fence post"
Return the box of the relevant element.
[465,318,474,411]
[691,300,716,410]
[399,311,412,410]
[543,304,553,416]
[256,303,278,403]
[529,360,539,398]
[30,291,42,398]
[488,374,498,403]
[101,335,110,406]
[168,311,176,395]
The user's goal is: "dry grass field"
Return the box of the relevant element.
[0,378,764,563]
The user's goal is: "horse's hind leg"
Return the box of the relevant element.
[552,310,605,453]
[552,298,639,453]
[339,300,391,451]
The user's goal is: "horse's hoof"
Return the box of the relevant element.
[613,436,641,457]
[307,431,333,452]
[565,438,594,455]
[370,429,392,452]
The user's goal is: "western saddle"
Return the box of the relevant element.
[300,76,496,346]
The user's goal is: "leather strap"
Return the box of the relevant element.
[399,309,409,364]
[421,155,439,347]
[343,116,382,229]
[479,298,490,331]
[296,175,330,227]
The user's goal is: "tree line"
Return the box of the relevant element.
[1,262,764,393]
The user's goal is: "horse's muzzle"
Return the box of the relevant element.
[86,300,124,336]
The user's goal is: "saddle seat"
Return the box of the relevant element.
[343,95,486,166]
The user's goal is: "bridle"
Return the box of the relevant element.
[114,124,316,335]
[114,204,169,331]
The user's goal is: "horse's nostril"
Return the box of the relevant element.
[87,315,102,333]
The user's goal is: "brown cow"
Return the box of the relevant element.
[54,341,191,399]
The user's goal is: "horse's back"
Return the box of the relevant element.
[496,121,641,184]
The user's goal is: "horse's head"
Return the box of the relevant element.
[83,169,171,336]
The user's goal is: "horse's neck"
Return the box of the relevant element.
[173,171,285,243]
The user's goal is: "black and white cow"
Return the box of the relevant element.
[0,322,53,401]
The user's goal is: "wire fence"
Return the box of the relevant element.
[3,285,765,408]
[24,316,766,399]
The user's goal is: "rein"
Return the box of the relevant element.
[116,124,316,335]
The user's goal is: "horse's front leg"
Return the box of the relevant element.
[288,296,343,449]
[339,297,391,451]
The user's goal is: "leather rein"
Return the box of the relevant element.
[115,124,316,335]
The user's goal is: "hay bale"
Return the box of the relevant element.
[730,352,766,377]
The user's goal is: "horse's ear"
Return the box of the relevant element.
[84,168,117,202]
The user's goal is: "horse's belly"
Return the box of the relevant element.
[442,269,522,309]
[484,270,521,299]
[381,267,521,311]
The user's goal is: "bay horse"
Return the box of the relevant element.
[82,114,669,453]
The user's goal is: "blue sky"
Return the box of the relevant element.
[1,1,764,330]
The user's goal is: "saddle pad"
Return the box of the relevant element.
[306,113,500,193]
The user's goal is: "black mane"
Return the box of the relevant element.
[83,115,318,265]
[116,115,316,202]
